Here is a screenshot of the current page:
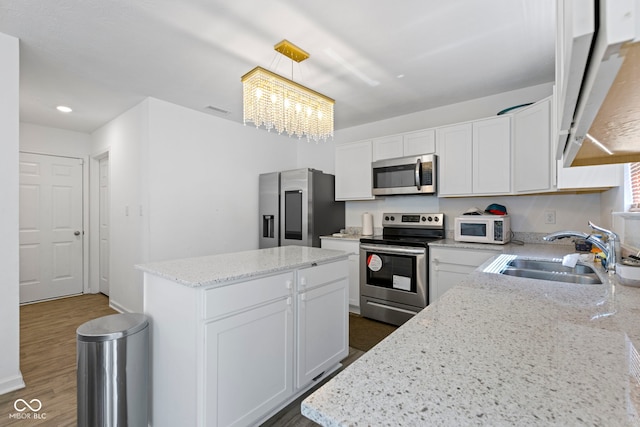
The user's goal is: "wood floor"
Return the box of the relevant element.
[0,294,117,426]
[0,294,373,426]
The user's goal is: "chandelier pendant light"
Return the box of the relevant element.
[242,40,334,142]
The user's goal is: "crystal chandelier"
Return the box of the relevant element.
[241,40,334,142]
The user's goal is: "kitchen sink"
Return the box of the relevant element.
[500,259,602,285]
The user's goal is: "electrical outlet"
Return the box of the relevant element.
[544,210,556,224]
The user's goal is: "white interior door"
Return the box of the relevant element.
[99,156,110,295]
[19,152,84,303]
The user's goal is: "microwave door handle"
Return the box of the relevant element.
[414,159,421,190]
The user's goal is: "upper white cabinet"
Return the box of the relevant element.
[403,129,436,157]
[436,123,473,195]
[437,116,510,196]
[372,129,436,162]
[554,0,596,157]
[513,98,552,193]
[372,135,404,161]
[557,161,624,190]
[334,140,374,201]
[473,117,511,194]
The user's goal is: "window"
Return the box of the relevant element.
[631,162,640,211]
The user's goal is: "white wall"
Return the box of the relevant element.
[0,32,24,395]
[334,83,553,143]
[297,140,336,174]
[20,122,91,157]
[146,98,298,262]
[91,101,149,313]
[91,98,300,312]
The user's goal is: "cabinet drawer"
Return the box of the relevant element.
[298,261,347,291]
[204,272,293,319]
[430,247,500,267]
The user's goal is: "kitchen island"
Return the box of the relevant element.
[137,246,350,427]
[302,243,640,426]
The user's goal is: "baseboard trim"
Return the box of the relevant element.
[109,300,128,313]
[0,373,25,396]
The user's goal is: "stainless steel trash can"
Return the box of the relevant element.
[77,313,149,427]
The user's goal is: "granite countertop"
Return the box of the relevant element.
[302,243,640,426]
[136,246,349,288]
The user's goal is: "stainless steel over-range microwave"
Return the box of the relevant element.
[372,154,436,196]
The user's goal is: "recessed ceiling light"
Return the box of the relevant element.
[56,105,72,113]
[397,74,405,79]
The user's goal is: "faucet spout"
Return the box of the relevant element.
[543,231,589,241]
[543,222,618,273]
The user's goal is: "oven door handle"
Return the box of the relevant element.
[360,244,426,256]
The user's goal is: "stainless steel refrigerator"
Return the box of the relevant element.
[259,168,345,248]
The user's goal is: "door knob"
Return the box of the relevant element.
[74,231,81,236]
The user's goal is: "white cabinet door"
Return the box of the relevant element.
[557,161,623,189]
[296,278,349,388]
[335,140,374,200]
[436,123,473,196]
[320,239,360,311]
[513,99,552,193]
[429,247,500,303]
[403,129,436,156]
[473,116,511,194]
[372,135,404,161]
[555,0,596,158]
[205,297,294,427]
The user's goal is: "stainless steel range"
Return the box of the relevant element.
[360,212,445,326]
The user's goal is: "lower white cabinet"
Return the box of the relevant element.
[320,238,360,312]
[205,296,293,426]
[144,259,348,427]
[297,277,348,388]
[429,246,500,303]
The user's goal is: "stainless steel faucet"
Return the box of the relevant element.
[543,221,618,272]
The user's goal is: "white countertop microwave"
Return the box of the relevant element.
[454,215,511,244]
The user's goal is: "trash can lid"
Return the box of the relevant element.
[77,313,149,342]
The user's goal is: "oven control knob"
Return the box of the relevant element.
[434,216,439,222]
[390,216,395,221]
[421,216,426,222]
[384,215,389,221]
[427,216,433,222]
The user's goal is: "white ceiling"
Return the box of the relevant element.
[0,0,556,134]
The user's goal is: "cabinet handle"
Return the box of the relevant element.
[285,280,292,290]
[433,258,439,271]
[300,277,307,287]
[301,293,306,301]
[286,297,292,305]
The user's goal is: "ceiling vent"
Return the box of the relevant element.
[205,105,231,115]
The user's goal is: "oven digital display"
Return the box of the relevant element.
[401,215,421,223]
